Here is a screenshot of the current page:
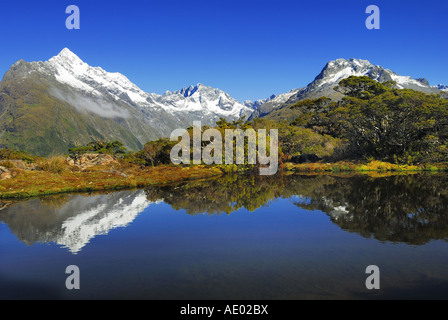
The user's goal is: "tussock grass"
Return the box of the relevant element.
[0,160,14,169]
[285,160,448,173]
[37,155,69,174]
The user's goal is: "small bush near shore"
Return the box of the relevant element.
[38,155,69,174]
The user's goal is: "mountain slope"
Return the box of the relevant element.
[245,89,302,119]
[0,56,158,155]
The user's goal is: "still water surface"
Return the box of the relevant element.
[1,173,448,299]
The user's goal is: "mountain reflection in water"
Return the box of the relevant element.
[1,173,448,254]
[0,190,161,253]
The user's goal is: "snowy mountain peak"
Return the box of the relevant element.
[277,58,447,107]
[56,47,81,60]
[326,58,373,70]
[162,83,253,118]
[310,58,441,92]
[176,83,208,97]
[315,58,379,87]
[49,48,86,69]
[44,48,152,108]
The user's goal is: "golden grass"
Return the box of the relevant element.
[37,155,69,174]
[284,160,448,174]
[0,163,223,199]
[0,160,14,168]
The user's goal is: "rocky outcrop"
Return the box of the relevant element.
[0,166,14,179]
[0,161,38,179]
[67,153,119,170]
[3,160,38,170]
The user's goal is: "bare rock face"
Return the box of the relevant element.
[0,161,37,179]
[67,153,119,170]
[0,166,13,180]
[5,160,38,170]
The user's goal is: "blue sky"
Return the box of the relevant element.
[0,0,447,101]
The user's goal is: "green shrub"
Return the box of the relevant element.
[69,139,128,157]
[0,148,38,163]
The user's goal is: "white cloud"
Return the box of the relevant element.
[50,88,130,119]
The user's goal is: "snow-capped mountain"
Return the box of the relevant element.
[45,49,254,120]
[48,48,155,107]
[312,58,431,89]
[160,83,253,119]
[249,58,448,120]
[43,48,254,120]
[282,58,445,106]
[0,48,254,155]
